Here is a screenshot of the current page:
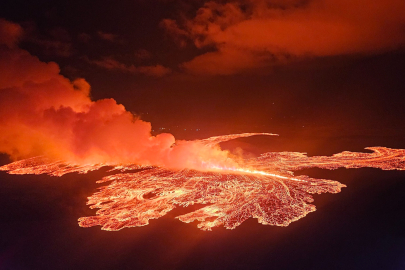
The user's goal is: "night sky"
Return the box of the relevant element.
[0,1,405,269]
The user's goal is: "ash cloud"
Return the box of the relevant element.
[0,19,232,169]
[163,0,405,74]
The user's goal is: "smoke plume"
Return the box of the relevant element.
[0,19,234,170]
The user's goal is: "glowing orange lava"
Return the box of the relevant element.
[1,133,404,231]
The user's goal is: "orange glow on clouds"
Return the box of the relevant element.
[0,19,231,170]
[162,0,405,74]
[0,18,404,231]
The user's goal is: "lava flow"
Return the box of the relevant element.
[1,133,404,231]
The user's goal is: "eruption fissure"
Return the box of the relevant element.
[0,19,404,231]
[206,165,307,182]
[1,134,404,231]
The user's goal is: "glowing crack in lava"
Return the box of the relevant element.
[1,18,404,232]
[1,133,404,231]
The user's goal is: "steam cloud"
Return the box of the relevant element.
[162,0,405,74]
[0,19,233,169]
[1,18,405,232]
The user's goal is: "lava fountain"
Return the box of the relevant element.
[1,133,404,231]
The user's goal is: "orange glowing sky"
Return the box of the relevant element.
[1,1,404,139]
[1,2,405,269]
[0,1,405,233]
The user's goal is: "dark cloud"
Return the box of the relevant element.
[20,23,74,57]
[135,49,152,60]
[0,18,23,47]
[30,39,73,57]
[77,33,91,43]
[89,56,171,77]
[97,31,119,42]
